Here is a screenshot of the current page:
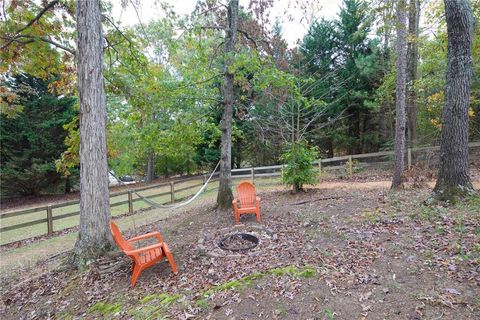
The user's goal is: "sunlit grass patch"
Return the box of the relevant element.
[88,301,122,316]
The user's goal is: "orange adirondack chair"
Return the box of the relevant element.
[232,181,261,224]
[109,221,177,286]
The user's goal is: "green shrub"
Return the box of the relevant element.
[280,141,318,193]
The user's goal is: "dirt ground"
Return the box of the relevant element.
[0,180,479,320]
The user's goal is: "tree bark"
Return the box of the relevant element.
[433,0,474,200]
[216,0,238,209]
[235,140,242,169]
[145,152,155,183]
[406,0,420,152]
[72,0,114,266]
[164,155,169,178]
[391,0,407,189]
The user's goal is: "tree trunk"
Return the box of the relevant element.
[406,0,420,152]
[326,138,334,158]
[433,0,474,200]
[216,0,238,209]
[391,0,407,189]
[72,0,114,266]
[235,140,242,169]
[65,176,71,194]
[145,152,155,183]
[163,155,169,178]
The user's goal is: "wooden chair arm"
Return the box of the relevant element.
[128,232,164,243]
[232,198,238,208]
[256,196,261,204]
[125,242,164,255]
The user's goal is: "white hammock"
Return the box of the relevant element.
[109,160,220,210]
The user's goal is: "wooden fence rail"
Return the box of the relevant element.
[0,176,212,237]
[1,141,479,244]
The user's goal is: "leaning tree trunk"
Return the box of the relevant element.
[391,0,408,189]
[406,0,420,154]
[72,0,114,266]
[433,0,474,200]
[216,0,239,209]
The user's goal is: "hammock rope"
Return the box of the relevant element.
[108,160,220,210]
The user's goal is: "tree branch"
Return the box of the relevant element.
[1,0,59,50]
[16,0,59,34]
[5,34,75,54]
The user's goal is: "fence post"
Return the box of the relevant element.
[170,181,175,202]
[407,148,412,170]
[128,191,133,214]
[251,167,255,183]
[348,155,353,177]
[47,206,53,236]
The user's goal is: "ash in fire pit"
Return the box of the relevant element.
[218,233,259,251]
[197,225,274,258]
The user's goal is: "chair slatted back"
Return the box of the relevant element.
[237,181,256,207]
[110,221,135,254]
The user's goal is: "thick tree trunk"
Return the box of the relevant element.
[391,0,407,189]
[406,0,419,152]
[145,152,155,183]
[72,0,114,266]
[216,0,238,209]
[433,0,474,200]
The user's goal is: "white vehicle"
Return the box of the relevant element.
[108,171,120,186]
[108,171,137,186]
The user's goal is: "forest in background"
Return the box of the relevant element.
[1,0,479,199]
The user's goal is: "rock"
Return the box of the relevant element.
[405,255,417,263]
[264,227,275,235]
[448,264,457,271]
[444,288,461,295]
[219,228,231,234]
[204,234,214,241]
[206,252,223,258]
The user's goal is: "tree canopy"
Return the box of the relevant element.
[1,0,478,199]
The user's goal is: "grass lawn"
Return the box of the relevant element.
[0,177,210,245]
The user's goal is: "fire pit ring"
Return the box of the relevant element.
[218,233,259,252]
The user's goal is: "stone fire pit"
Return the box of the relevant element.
[218,233,259,251]
[196,224,276,258]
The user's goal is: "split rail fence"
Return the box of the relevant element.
[1,141,479,245]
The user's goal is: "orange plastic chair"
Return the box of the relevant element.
[232,181,261,224]
[109,221,178,286]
